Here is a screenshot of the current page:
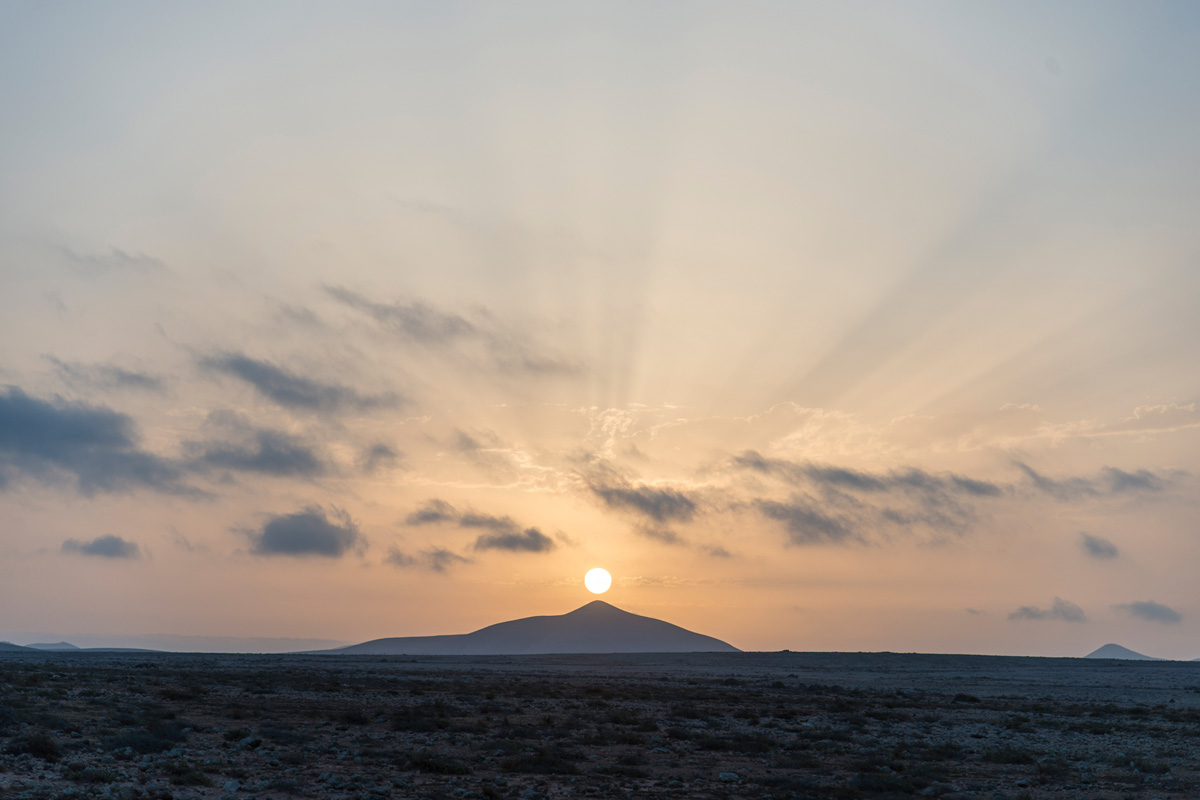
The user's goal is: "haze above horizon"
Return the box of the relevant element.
[2,2,1198,658]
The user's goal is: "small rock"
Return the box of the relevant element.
[719,772,739,781]
[223,779,241,792]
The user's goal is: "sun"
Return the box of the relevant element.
[584,567,612,594]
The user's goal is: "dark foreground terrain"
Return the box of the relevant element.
[2,651,1200,800]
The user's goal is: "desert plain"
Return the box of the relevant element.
[3,650,1200,799]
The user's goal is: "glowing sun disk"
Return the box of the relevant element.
[584,568,612,594]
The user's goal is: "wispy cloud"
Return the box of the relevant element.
[1079,532,1119,559]
[585,469,698,544]
[1014,461,1170,500]
[62,534,141,559]
[46,356,166,393]
[188,428,327,478]
[324,286,475,345]
[325,285,579,375]
[385,545,471,572]
[474,527,555,553]
[1114,600,1181,624]
[1008,597,1087,623]
[753,497,858,545]
[200,352,401,413]
[735,452,1002,543]
[404,499,556,554]
[58,246,167,275]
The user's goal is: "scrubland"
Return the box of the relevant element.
[2,651,1198,799]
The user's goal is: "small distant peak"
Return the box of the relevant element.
[1084,643,1161,660]
[28,641,80,651]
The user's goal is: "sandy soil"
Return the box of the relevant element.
[2,650,1199,799]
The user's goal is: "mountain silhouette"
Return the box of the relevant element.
[0,641,30,652]
[1084,643,1163,660]
[27,642,80,651]
[328,600,740,655]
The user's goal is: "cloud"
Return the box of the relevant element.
[753,497,858,545]
[588,476,697,524]
[58,246,166,275]
[735,451,1003,498]
[326,285,578,374]
[0,386,194,495]
[403,499,557,554]
[458,511,521,534]
[360,442,401,473]
[324,286,475,344]
[385,545,470,572]
[1079,532,1119,559]
[190,429,327,477]
[1008,597,1087,623]
[405,499,458,526]
[1114,600,1181,624]
[735,452,1002,541]
[200,352,400,413]
[61,534,141,559]
[1014,461,1170,501]
[474,527,555,553]
[247,506,365,557]
[46,357,165,393]
[585,471,699,544]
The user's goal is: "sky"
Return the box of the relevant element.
[2,1,1199,656]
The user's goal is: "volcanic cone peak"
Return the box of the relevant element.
[329,600,739,655]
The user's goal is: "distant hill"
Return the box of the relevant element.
[1085,643,1164,661]
[27,642,80,651]
[329,600,740,655]
[0,641,30,652]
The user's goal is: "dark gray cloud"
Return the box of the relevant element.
[459,511,521,534]
[247,506,364,557]
[1015,461,1170,500]
[1080,532,1119,559]
[754,497,858,545]
[589,479,697,524]
[360,442,401,473]
[190,429,326,477]
[324,286,475,344]
[62,534,140,559]
[1114,600,1181,624]
[586,472,698,544]
[385,546,470,572]
[735,451,1003,498]
[47,357,165,393]
[201,352,400,413]
[0,386,194,496]
[736,452,1000,543]
[404,499,556,554]
[1008,597,1087,623]
[474,527,555,553]
[404,499,459,526]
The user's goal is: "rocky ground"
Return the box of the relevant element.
[2,651,1200,799]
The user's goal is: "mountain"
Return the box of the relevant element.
[27,642,80,651]
[1084,643,1164,661]
[329,600,740,655]
[0,641,30,652]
